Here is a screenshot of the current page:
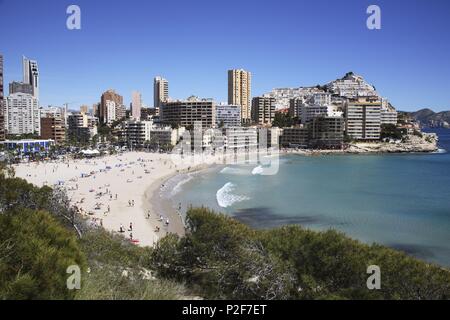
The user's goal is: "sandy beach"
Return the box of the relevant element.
[14,152,201,247]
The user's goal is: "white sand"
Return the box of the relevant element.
[14,152,196,247]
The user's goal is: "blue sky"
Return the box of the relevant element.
[0,0,449,111]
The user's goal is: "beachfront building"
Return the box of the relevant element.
[160,96,216,128]
[228,69,251,123]
[309,116,345,149]
[121,120,153,148]
[154,76,169,110]
[223,127,258,152]
[345,96,382,140]
[0,139,54,154]
[40,116,66,144]
[251,96,276,126]
[67,113,98,143]
[280,127,309,148]
[4,92,40,136]
[150,127,185,148]
[216,104,241,128]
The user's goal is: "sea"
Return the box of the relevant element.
[164,128,450,266]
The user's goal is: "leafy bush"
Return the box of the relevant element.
[152,208,450,300]
[0,209,86,299]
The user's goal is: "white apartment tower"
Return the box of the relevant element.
[5,93,40,135]
[228,69,251,123]
[345,96,382,140]
[154,76,168,109]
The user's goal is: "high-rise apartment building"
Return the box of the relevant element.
[228,69,251,122]
[160,96,216,128]
[345,96,382,140]
[251,96,276,126]
[154,76,168,109]
[22,56,39,99]
[309,116,345,149]
[0,54,4,141]
[5,93,40,135]
[100,89,124,124]
[131,91,142,120]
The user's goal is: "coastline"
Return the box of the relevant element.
[11,133,441,249]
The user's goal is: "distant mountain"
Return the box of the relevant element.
[403,108,450,128]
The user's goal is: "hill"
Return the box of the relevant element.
[403,108,450,127]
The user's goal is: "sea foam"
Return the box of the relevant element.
[216,182,250,208]
[251,165,264,175]
[220,167,249,175]
[171,175,193,196]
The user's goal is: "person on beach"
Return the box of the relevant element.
[129,232,133,240]
[119,224,124,233]
[132,200,135,207]
[129,222,133,231]
[128,200,131,207]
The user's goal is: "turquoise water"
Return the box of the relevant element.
[167,129,450,266]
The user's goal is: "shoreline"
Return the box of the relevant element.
[146,163,220,239]
[10,138,442,249]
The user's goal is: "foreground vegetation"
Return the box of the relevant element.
[0,163,449,300]
[152,208,450,300]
